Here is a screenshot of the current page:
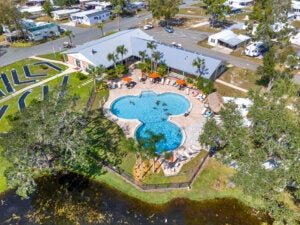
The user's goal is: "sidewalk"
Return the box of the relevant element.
[215,79,248,93]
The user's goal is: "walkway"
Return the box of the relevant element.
[215,79,248,93]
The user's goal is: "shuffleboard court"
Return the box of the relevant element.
[33,62,62,72]
[11,69,36,85]
[0,73,14,93]
[23,65,47,78]
[42,85,49,101]
[0,88,6,97]
[18,90,32,110]
[62,75,69,86]
[0,105,8,120]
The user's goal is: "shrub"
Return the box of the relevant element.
[76,72,88,80]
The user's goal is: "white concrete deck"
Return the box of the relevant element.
[103,69,208,176]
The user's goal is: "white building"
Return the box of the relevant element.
[27,22,60,41]
[292,0,300,20]
[70,9,110,25]
[130,2,145,9]
[52,9,81,20]
[18,6,44,18]
[225,0,254,9]
[208,30,251,50]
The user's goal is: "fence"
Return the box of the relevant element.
[100,152,210,191]
[86,86,96,111]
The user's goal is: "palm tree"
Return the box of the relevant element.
[65,30,75,44]
[152,51,162,70]
[107,52,118,69]
[89,65,106,91]
[97,23,104,37]
[192,57,206,77]
[116,45,128,64]
[138,50,147,62]
[147,41,157,71]
[113,5,122,31]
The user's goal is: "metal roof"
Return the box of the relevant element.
[70,9,109,17]
[64,29,224,79]
[52,9,81,15]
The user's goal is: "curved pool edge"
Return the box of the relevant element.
[109,90,191,152]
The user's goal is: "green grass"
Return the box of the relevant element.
[214,82,248,97]
[0,148,10,192]
[0,72,93,132]
[0,58,67,95]
[38,52,64,61]
[142,151,207,184]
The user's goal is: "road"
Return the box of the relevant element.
[0,9,260,71]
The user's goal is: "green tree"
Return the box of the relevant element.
[146,41,157,71]
[55,0,78,7]
[115,64,126,78]
[150,0,181,20]
[89,65,106,91]
[151,50,162,70]
[203,0,231,28]
[65,30,75,44]
[107,52,119,69]
[157,64,168,76]
[138,50,148,62]
[192,57,206,77]
[0,89,122,198]
[113,5,122,31]
[116,44,128,64]
[42,1,53,17]
[97,23,104,37]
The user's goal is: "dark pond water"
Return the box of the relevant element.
[0,173,272,225]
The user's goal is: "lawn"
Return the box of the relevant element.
[178,7,207,16]
[218,66,261,91]
[214,82,248,98]
[0,148,10,192]
[38,52,64,61]
[0,72,93,132]
[197,38,214,49]
[0,58,67,95]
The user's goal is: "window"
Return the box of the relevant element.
[210,38,215,43]
[94,17,98,20]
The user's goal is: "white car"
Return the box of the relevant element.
[172,42,182,48]
[143,24,154,30]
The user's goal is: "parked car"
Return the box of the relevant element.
[143,24,153,30]
[171,42,182,48]
[63,41,72,48]
[164,25,174,33]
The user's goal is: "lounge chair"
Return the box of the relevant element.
[185,87,189,95]
[111,82,116,89]
[160,78,165,85]
[171,80,176,86]
[196,93,203,99]
[183,151,191,159]
[166,79,170,85]
[191,145,201,151]
[193,91,199,97]
[118,81,122,89]
[201,108,207,115]
[174,82,179,87]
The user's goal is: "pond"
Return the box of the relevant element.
[0,173,272,225]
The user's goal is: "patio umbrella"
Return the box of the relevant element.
[208,92,224,113]
[122,77,132,82]
[150,73,160,79]
[176,79,186,85]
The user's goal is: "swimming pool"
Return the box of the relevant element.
[111,91,190,153]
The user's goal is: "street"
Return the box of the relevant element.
[0,10,260,71]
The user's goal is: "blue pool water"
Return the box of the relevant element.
[111,91,190,153]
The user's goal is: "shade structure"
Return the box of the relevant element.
[208,92,224,113]
[122,77,132,82]
[150,73,160,79]
[176,79,186,85]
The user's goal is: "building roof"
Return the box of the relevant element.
[210,30,250,47]
[28,22,58,32]
[70,9,109,17]
[208,92,224,113]
[52,9,81,15]
[64,29,224,79]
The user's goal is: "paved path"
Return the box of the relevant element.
[215,79,248,93]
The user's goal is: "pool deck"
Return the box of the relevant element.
[103,69,208,176]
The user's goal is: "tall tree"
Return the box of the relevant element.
[203,0,231,28]
[147,41,157,71]
[89,65,106,91]
[192,57,206,77]
[0,89,122,198]
[113,5,122,31]
[150,0,181,20]
[42,1,54,17]
[151,51,162,70]
[97,22,104,37]
[107,52,118,69]
[138,50,147,62]
[116,44,128,64]
[65,30,75,44]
